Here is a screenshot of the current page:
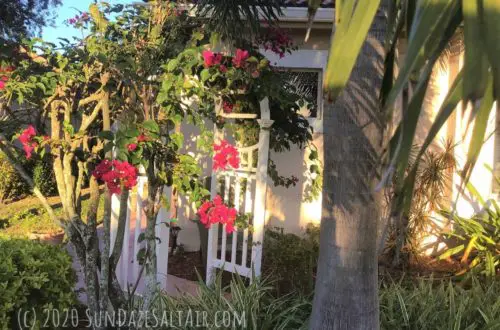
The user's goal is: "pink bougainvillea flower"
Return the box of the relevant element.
[23,144,34,159]
[0,81,5,90]
[202,51,223,68]
[197,195,237,233]
[222,101,234,113]
[92,159,138,195]
[219,65,227,73]
[232,49,249,68]
[1,76,8,82]
[127,143,138,152]
[213,140,240,171]
[18,126,37,159]
[137,133,148,143]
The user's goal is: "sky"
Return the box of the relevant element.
[42,0,135,45]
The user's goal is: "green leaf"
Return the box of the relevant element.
[439,245,465,259]
[462,0,489,102]
[99,131,114,141]
[323,0,381,100]
[408,69,464,175]
[200,69,210,82]
[167,59,179,72]
[481,0,500,102]
[89,3,109,33]
[460,75,495,188]
[384,0,460,109]
[142,120,160,134]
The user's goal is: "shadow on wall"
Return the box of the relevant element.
[265,132,323,234]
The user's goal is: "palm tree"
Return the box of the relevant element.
[309,3,388,328]
[307,0,499,328]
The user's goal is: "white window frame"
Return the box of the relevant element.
[261,49,328,133]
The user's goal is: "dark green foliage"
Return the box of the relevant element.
[0,237,77,329]
[0,0,61,41]
[0,151,30,202]
[32,157,57,196]
[262,224,319,296]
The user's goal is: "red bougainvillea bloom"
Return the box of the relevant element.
[219,65,227,73]
[232,49,249,68]
[213,140,240,171]
[1,76,8,82]
[127,143,138,152]
[198,195,237,233]
[222,101,234,113]
[202,51,223,68]
[0,81,5,90]
[18,126,37,159]
[92,159,138,194]
[137,133,148,142]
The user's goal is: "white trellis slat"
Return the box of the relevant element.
[155,187,171,288]
[206,98,273,284]
[133,171,147,281]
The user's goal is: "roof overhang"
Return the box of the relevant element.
[278,7,334,23]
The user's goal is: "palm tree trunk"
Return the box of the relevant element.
[310,4,388,329]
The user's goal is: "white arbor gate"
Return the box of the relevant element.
[206,97,273,284]
[110,97,273,291]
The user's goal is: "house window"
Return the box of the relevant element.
[277,69,323,119]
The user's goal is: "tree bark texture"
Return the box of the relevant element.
[310,4,388,330]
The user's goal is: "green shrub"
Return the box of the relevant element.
[0,152,30,202]
[380,277,500,329]
[262,224,319,296]
[0,237,77,329]
[32,158,57,197]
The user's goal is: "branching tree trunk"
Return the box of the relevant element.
[310,4,388,329]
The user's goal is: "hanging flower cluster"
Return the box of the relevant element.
[18,125,38,159]
[213,140,240,171]
[92,159,138,194]
[261,28,294,58]
[67,12,90,25]
[198,195,237,233]
[0,66,14,90]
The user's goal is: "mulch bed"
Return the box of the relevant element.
[168,250,205,281]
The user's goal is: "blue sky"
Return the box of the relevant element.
[42,0,135,45]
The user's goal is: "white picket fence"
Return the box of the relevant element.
[110,98,273,291]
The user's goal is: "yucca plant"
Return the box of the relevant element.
[439,182,500,277]
[380,276,500,329]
